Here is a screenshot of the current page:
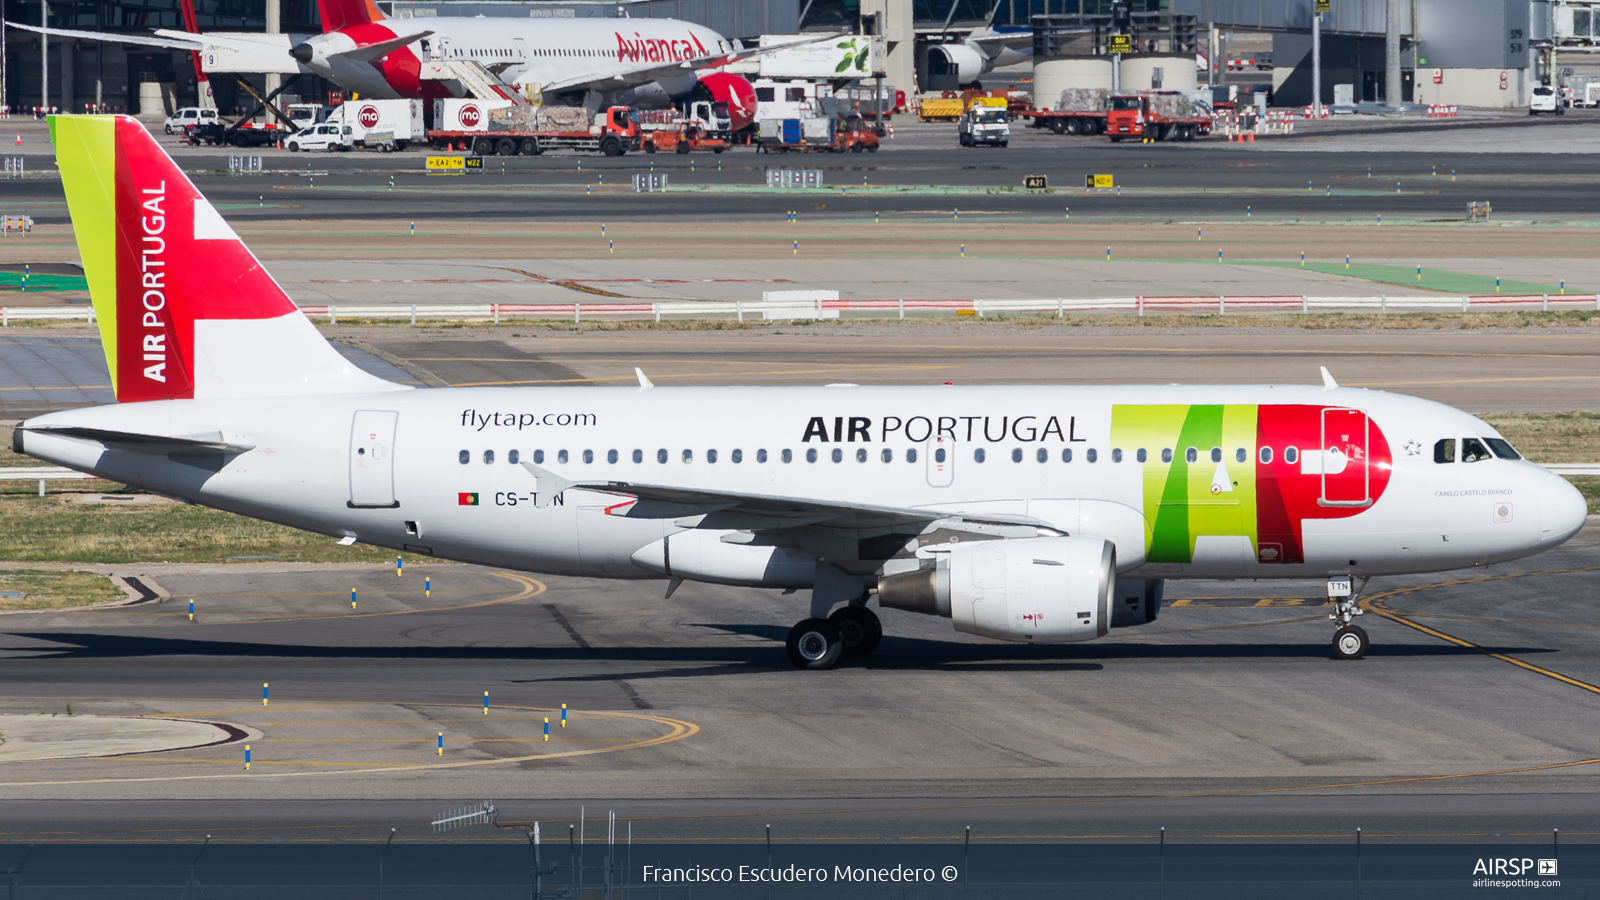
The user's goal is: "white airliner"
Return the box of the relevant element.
[19,115,1588,668]
[12,0,803,131]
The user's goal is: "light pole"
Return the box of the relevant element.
[1311,6,1322,114]
[378,827,396,897]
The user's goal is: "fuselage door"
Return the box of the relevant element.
[927,435,955,487]
[349,410,399,508]
[1318,407,1372,508]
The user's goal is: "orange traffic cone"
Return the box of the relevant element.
[1247,131,1255,143]
[14,134,20,146]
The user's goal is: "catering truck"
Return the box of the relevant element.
[428,102,641,156]
[1106,90,1213,142]
[957,102,1010,147]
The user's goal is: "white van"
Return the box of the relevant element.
[163,107,219,135]
[285,123,351,152]
[1530,85,1563,115]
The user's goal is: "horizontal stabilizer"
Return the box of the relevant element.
[22,426,254,457]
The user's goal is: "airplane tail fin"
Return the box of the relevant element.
[50,115,405,402]
[318,0,386,32]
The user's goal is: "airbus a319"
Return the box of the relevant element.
[16,116,1588,668]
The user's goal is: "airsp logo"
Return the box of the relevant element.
[1471,858,1554,876]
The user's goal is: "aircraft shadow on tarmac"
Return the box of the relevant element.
[4,629,1548,682]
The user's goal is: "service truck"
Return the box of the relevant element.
[1020,87,1108,135]
[332,98,425,151]
[958,103,1010,147]
[428,101,641,157]
[639,101,733,153]
[1105,90,1212,141]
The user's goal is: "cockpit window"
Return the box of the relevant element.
[1461,437,1493,463]
[1433,439,1455,463]
[1484,438,1522,460]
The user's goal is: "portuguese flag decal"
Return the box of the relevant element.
[458,493,479,506]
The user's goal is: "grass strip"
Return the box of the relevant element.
[0,569,125,610]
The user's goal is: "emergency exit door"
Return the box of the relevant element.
[349,410,399,508]
[1318,407,1372,508]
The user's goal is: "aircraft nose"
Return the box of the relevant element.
[289,42,314,64]
[1539,473,1589,547]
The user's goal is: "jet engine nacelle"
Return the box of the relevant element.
[1109,577,1163,628]
[631,529,815,588]
[877,536,1114,643]
[925,43,989,85]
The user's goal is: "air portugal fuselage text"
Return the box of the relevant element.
[800,414,1086,444]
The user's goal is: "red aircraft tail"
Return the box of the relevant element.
[318,0,385,32]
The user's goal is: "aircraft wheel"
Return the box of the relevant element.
[1332,625,1369,661]
[786,618,843,670]
[829,606,882,658]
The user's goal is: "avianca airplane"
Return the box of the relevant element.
[20,116,1589,668]
[15,0,775,131]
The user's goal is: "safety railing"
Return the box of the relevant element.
[5,294,1598,326]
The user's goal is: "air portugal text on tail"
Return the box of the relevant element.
[19,114,1589,673]
[51,115,400,399]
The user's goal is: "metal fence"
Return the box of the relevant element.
[6,294,1598,327]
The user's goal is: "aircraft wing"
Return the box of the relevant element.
[521,462,1047,533]
[324,30,434,63]
[538,32,844,95]
[968,32,1033,57]
[7,22,201,51]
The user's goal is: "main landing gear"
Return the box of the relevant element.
[1328,575,1371,660]
[785,605,882,669]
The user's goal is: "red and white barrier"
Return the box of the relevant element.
[1425,104,1459,118]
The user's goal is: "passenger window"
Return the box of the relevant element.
[707,449,718,463]
[881,449,893,463]
[831,448,843,463]
[935,448,946,463]
[1111,448,1123,463]
[1012,448,1023,463]
[459,450,469,465]
[557,450,568,464]
[1259,447,1272,464]
[1037,448,1048,463]
[1210,447,1222,463]
[1285,447,1299,464]
[633,449,643,464]
[974,448,986,463]
[783,449,794,463]
[1434,439,1456,463]
[1235,448,1247,463]
[483,450,495,464]
[1087,448,1098,463]
[607,449,618,464]
[682,449,693,463]
[907,448,917,463]
[1461,437,1492,463]
[1061,448,1072,463]
[1162,448,1172,463]
[856,448,867,463]
[582,449,593,464]
[1185,447,1197,464]
[1136,448,1147,463]
[1484,438,1521,460]
[806,448,818,463]
[758,449,768,463]
[732,449,743,463]
[657,449,668,464]
[508,449,520,465]
[533,449,544,464]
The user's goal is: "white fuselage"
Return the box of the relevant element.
[20,384,1586,587]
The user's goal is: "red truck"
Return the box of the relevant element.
[1106,90,1212,142]
[428,105,641,157]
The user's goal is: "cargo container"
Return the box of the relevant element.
[427,105,641,156]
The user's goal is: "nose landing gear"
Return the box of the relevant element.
[1328,575,1370,660]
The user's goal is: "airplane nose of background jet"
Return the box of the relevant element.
[1539,473,1589,546]
[289,42,314,64]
